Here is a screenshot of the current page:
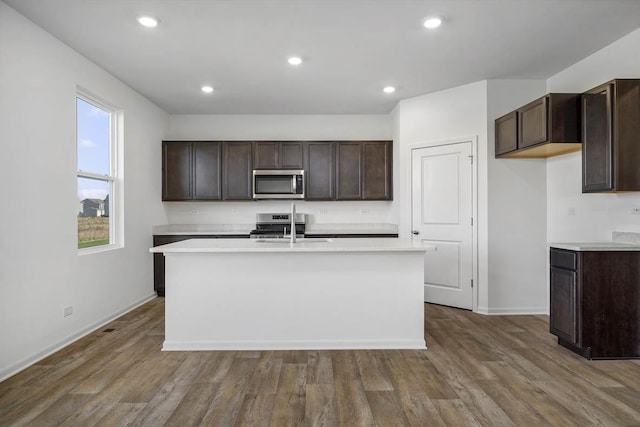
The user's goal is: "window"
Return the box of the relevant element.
[76,94,119,251]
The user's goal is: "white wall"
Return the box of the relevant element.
[165,114,395,225]
[546,28,640,243]
[486,80,548,314]
[395,81,489,310]
[0,3,168,380]
[395,80,550,314]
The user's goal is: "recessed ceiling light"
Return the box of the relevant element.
[423,17,442,29]
[288,56,303,66]
[201,85,214,94]
[137,15,159,28]
[383,86,396,94]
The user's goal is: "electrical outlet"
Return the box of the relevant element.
[567,207,576,216]
[190,209,199,214]
[231,209,240,215]
[64,306,73,317]
[631,207,640,215]
[319,209,328,215]
[359,209,369,215]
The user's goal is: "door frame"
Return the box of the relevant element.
[408,136,479,312]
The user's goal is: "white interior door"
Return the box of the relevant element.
[411,142,473,310]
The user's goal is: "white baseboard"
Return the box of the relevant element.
[0,293,157,383]
[163,339,427,351]
[476,306,548,315]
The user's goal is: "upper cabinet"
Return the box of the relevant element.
[336,141,392,200]
[162,140,393,201]
[223,141,253,200]
[495,93,581,158]
[162,141,248,201]
[162,141,192,200]
[253,141,303,169]
[162,141,222,201]
[304,141,335,200]
[582,79,640,193]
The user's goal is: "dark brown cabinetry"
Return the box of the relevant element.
[162,141,221,201]
[495,93,581,158]
[304,141,335,200]
[495,111,518,156]
[193,142,222,200]
[162,140,392,201]
[549,248,640,359]
[336,141,392,200]
[162,142,191,200]
[582,79,640,193]
[253,141,303,169]
[222,142,253,200]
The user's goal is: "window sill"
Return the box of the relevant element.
[78,243,123,256]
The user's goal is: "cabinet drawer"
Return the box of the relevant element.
[550,248,577,270]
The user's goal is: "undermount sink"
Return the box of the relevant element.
[253,238,333,243]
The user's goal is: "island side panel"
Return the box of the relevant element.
[163,251,425,350]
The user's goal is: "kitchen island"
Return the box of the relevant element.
[151,238,433,351]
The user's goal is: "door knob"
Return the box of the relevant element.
[412,230,420,235]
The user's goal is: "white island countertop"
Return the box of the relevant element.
[151,237,432,254]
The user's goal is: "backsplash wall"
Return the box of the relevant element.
[164,200,395,226]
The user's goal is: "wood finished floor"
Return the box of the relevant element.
[2,298,640,426]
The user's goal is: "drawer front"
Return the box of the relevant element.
[550,248,577,270]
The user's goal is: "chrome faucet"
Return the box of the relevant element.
[290,202,297,243]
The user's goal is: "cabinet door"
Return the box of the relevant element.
[362,141,392,200]
[495,111,518,156]
[550,266,578,344]
[253,142,278,169]
[518,96,548,149]
[280,142,304,169]
[162,142,192,200]
[193,142,222,200]
[582,84,612,192]
[336,142,362,200]
[305,142,335,200]
[223,142,253,200]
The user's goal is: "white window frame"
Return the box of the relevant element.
[76,90,123,254]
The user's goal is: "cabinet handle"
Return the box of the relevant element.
[412,230,420,235]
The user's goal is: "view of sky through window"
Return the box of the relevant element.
[77,97,110,201]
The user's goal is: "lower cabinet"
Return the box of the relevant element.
[153,234,248,296]
[549,248,640,359]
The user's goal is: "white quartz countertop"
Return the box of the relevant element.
[550,242,640,251]
[150,237,432,253]
[551,232,640,251]
[152,224,254,235]
[305,223,398,235]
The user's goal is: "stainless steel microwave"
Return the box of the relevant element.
[253,169,305,199]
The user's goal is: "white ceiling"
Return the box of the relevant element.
[5,0,640,115]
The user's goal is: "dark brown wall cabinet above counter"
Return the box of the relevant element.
[162,141,222,201]
[162,140,393,201]
[162,141,251,201]
[582,79,640,193]
[549,248,640,359]
[336,141,393,200]
[253,141,303,169]
[495,93,581,158]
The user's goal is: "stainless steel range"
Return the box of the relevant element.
[249,213,306,239]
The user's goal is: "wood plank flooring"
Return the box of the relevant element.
[2,298,640,426]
